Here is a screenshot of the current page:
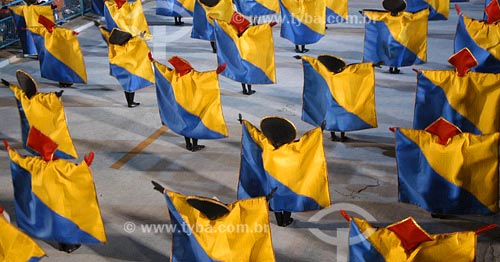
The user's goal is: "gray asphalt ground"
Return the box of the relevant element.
[0,0,499,261]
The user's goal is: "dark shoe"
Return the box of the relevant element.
[58,82,73,88]
[58,243,81,253]
[281,217,294,227]
[125,92,140,108]
[185,137,193,151]
[128,102,140,108]
[389,67,400,74]
[294,46,301,53]
[191,145,205,152]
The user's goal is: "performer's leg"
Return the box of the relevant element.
[58,243,81,253]
[174,16,184,25]
[246,84,255,95]
[389,67,400,74]
[184,136,193,151]
[191,138,205,152]
[251,16,258,25]
[294,45,301,53]
[241,83,248,94]
[210,41,217,53]
[124,91,140,108]
[301,45,309,53]
[282,211,293,227]
[340,132,347,142]
[274,212,284,226]
[331,131,338,141]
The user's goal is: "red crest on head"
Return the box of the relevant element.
[425,118,462,145]
[168,56,194,76]
[448,48,478,77]
[27,126,58,161]
[387,217,433,252]
[230,12,250,35]
[486,0,500,24]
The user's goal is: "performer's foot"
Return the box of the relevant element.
[191,145,205,152]
[281,217,294,227]
[210,41,217,53]
[340,132,347,142]
[128,102,140,108]
[389,67,400,74]
[294,45,301,53]
[185,137,193,151]
[58,243,81,253]
[58,82,73,88]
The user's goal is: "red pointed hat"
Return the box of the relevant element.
[168,56,194,76]
[230,12,250,35]
[448,48,478,77]
[425,117,462,145]
[486,0,500,24]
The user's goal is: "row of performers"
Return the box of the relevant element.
[7,0,500,107]
[2,41,500,261]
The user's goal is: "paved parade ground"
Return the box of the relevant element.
[0,0,499,261]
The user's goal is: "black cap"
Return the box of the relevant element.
[187,197,230,220]
[260,116,297,149]
[199,0,220,7]
[383,0,407,14]
[16,70,37,99]
[109,28,133,45]
[318,55,346,73]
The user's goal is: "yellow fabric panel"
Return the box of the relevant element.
[201,0,234,23]
[421,70,500,134]
[326,0,348,19]
[463,14,500,61]
[409,232,476,262]
[244,121,330,208]
[109,37,155,84]
[400,128,499,213]
[426,0,449,19]
[179,0,195,12]
[0,218,45,262]
[302,56,377,128]
[9,84,78,158]
[364,9,429,62]
[256,0,280,13]
[8,149,107,243]
[280,0,326,34]
[167,191,275,262]
[154,61,228,136]
[29,27,87,83]
[105,0,151,38]
[354,217,408,261]
[217,21,276,83]
[354,217,476,261]
[18,5,55,28]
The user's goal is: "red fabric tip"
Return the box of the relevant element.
[72,31,79,35]
[389,127,396,132]
[476,224,497,235]
[84,152,95,166]
[387,217,432,252]
[269,21,278,27]
[425,117,462,145]
[168,56,193,76]
[412,68,419,73]
[0,205,3,214]
[3,139,9,150]
[230,12,250,35]
[27,126,58,161]
[38,15,56,33]
[340,210,350,221]
[448,48,477,77]
[455,3,461,15]
[148,52,154,62]
[114,0,126,9]
[216,63,226,74]
[486,0,500,24]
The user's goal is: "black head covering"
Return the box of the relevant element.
[383,0,407,15]
[260,117,297,149]
[318,55,346,73]
[109,28,133,45]
[199,0,220,7]
[187,197,230,220]
[16,70,37,99]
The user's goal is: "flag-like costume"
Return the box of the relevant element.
[484,0,500,23]
[326,0,348,24]
[413,50,500,134]
[8,5,54,55]
[29,17,87,84]
[279,0,326,45]
[405,0,450,20]
[301,55,377,132]
[237,118,330,212]
[156,0,195,17]
[348,215,479,262]
[214,18,276,85]
[394,121,499,215]
[153,57,228,139]
[362,9,429,68]
[233,0,280,16]
[454,13,500,73]
[162,189,275,261]
[8,70,78,159]
[99,27,154,93]
[7,143,107,245]
[104,0,152,39]
[191,0,234,41]
[0,213,46,262]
